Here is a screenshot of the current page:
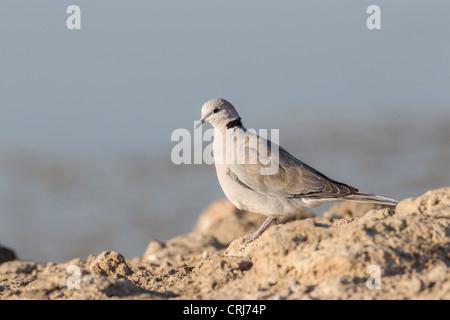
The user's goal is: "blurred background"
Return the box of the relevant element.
[0,0,449,262]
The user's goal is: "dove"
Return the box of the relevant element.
[196,98,397,242]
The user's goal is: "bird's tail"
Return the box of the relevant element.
[342,193,398,206]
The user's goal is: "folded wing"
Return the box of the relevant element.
[228,132,358,199]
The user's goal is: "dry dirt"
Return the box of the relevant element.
[1,187,449,299]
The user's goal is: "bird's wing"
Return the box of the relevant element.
[228,132,358,199]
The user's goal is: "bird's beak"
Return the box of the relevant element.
[195,117,205,129]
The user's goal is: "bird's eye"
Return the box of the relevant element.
[213,108,219,114]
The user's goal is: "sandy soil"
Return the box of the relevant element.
[1,187,449,299]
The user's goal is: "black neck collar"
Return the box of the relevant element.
[226,118,243,129]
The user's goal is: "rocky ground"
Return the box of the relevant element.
[0,187,449,300]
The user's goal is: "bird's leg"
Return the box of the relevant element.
[243,216,274,243]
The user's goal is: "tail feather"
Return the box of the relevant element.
[343,193,398,206]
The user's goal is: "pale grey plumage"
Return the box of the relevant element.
[197,98,397,241]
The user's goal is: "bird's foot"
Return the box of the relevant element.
[242,216,275,243]
[242,232,260,243]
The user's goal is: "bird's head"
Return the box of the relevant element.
[196,98,241,129]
